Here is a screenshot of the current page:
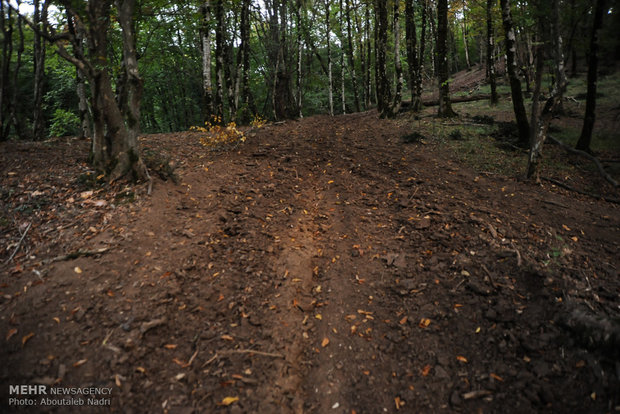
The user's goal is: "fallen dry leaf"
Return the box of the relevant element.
[419,318,431,328]
[421,365,431,377]
[73,359,88,367]
[164,344,177,349]
[321,337,330,347]
[221,334,234,341]
[6,328,17,341]
[456,356,468,363]
[399,316,408,325]
[22,332,34,346]
[219,396,239,406]
[73,267,82,274]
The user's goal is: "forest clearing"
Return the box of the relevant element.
[1,0,620,413]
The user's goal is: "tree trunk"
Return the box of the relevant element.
[326,0,334,116]
[339,0,345,114]
[239,0,255,122]
[9,3,25,139]
[296,1,303,118]
[75,25,91,139]
[365,4,372,108]
[576,0,606,152]
[374,0,390,116]
[551,0,566,114]
[390,0,403,117]
[405,0,421,111]
[214,0,225,122]
[417,0,427,108]
[486,0,498,105]
[32,0,48,140]
[345,0,360,112]
[437,0,456,117]
[461,4,471,69]
[200,1,213,122]
[500,0,529,145]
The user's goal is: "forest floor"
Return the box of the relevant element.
[1,72,620,413]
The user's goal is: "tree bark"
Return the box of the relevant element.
[461,3,471,69]
[32,0,48,140]
[576,0,607,152]
[500,0,529,144]
[390,0,403,117]
[486,0,498,105]
[345,0,360,112]
[214,0,225,122]
[374,0,390,116]
[405,0,421,111]
[325,0,334,116]
[239,0,255,122]
[437,0,456,117]
[200,1,213,122]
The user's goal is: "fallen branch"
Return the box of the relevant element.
[5,222,32,263]
[400,93,510,110]
[542,177,620,204]
[201,349,284,368]
[548,135,619,187]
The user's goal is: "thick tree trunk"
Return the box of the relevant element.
[437,0,456,117]
[200,1,213,121]
[576,0,607,152]
[486,0,498,105]
[390,0,403,117]
[500,0,529,145]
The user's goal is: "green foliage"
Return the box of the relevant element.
[48,109,80,137]
[49,109,80,137]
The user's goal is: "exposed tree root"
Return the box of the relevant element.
[541,177,620,204]
[548,135,619,187]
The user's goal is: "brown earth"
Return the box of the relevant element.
[1,109,619,413]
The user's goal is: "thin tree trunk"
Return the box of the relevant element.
[461,4,471,69]
[9,4,25,139]
[500,0,529,145]
[365,4,372,107]
[32,0,48,140]
[390,0,403,117]
[374,0,389,116]
[437,0,456,117]
[200,1,213,122]
[576,0,606,152]
[405,0,421,111]
[417,0,427,105]
[345,0,360,112]
[240,0,255,121]
[486,0,498,105]
[326,0,334,116]
[214,0,225,122]
[340,0,345,114]
[75,25,91,139]
[551,0,566,114]
[296,1,303,118]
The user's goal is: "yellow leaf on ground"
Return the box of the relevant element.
[221,334,234,341]
[456,356,468,363]
[74,267,82,274]
[219,396,239,406]
[321,337,330,347]
[419,318,431,328]
[164,344,177,349]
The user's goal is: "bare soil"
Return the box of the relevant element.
[1,109,619,413]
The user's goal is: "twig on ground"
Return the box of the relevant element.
[201,349,284,368]
[510,241,522,267]
[5,222,31,263]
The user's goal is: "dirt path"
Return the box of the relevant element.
[1,111,619,413]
